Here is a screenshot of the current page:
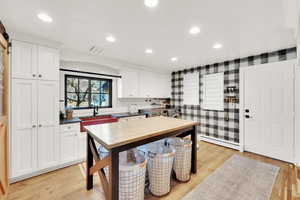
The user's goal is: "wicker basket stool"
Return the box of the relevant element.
[167,137,192,182]
[147,142,175,196]
[98,146,147,200]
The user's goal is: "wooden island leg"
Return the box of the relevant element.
[109,149,119,200]
[191,125,197,174]
[86,133,93,190]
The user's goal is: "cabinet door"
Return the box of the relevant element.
[60,132,78,163]
[139,71,157,98]
[11,79,38,177]
[77,132,87,160]
[11,40,38,79]
[38,46,59,81]
[37,81,60,169]
[157,74,171,98]
[119,70,139,98]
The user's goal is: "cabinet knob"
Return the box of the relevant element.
[38,74,42,78]
[32,74,36,77]
[32,125,36,128]
[38,124,42,127]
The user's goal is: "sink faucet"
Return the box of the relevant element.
[93,106,99,117]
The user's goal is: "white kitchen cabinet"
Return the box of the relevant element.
[37,81,60,169]
[59,123,84,163]
[11,40,38,80]
[11,40,59,81]
[139,71,156,98]
[11,79,38,177]
[60,131,78,163]
[38,46,59,81]
[10,41,60,180]
[77,132,87,160]
[118,69,171,98]
[118,70,139,98]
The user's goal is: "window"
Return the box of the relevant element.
[65,75,112,109]
[202,72,224,111]
[183,72,200,105]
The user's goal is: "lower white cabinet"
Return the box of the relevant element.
[77,132,87,160]
[11,79,60,178]
[60,131,78,163]
[59,123,85,164]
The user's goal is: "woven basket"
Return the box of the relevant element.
[98,146,147,200]
[167,138,192,182]
[147,143,175,196]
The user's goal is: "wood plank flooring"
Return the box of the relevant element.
[5,141,300,200]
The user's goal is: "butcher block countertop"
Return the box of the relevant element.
[85,116,199,149]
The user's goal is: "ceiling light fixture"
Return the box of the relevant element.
[213,43,223,49]
[37,13,53,23]
[106,36,116,43]
[171,57,178,62]
[189,26,200,35]
[145,49,153,54]
[144,0,158,8]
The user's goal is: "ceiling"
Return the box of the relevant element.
[0,0,296,71]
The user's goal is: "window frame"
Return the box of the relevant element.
[64,74,113,110]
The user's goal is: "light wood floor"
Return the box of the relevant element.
[5,141,300,200]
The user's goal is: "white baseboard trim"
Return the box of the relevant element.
[199,135,240,150]
[9,159,85,183]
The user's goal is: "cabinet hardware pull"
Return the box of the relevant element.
[38,74,42,78]
[32,125,36,128]
[38,124,42,127]
[32,74,36,77]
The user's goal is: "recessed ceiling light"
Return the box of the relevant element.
[144,0,158,8]
[189,26,200,35]
[213,43,223,49]
[37,13,53,23]
[106,36,116,43]
[145,49,153,54]
[171,57,178,62]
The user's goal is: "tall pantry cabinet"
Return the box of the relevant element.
[10,40,59,179]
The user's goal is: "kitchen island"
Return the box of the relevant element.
[85,116,199,200]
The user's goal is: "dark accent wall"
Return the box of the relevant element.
[171,47,297,144]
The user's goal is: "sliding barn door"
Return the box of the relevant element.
[242,60,294,162]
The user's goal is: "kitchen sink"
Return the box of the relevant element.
[80,115,118,132]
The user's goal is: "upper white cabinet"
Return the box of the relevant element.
[118,70,170,98]
[11,40,59,81]
[11,40,37,79]
[118,70,139,98]
[38,46,59,81]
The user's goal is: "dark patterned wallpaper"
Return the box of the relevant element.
[171,47,297,144]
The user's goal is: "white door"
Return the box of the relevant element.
[11,40,38,79]
[61,132,78,163]
[11,79,38,177]
[38,46,59,81]
[37,81,60,169]
[242,60,294,162]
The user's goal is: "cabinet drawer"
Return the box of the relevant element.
[60,123,80,133]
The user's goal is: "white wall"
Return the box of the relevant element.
[59,60,165,117]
